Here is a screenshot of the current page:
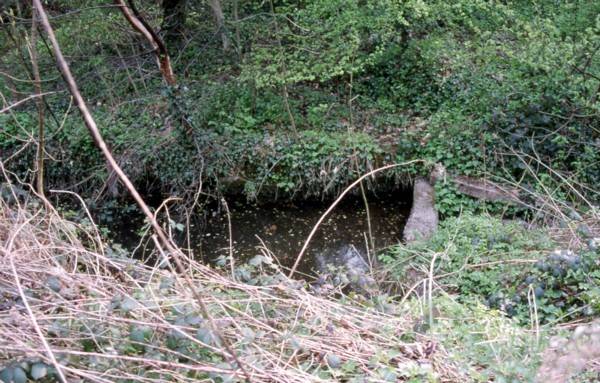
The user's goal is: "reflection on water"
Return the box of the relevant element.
[195,194,411,277]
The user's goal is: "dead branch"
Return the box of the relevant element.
[0,91,55,114]
[289,160,424,278]
[115,0,176,86]
[32,3,250,379]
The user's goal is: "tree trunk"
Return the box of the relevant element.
[27,8,45,197]
[232,0,241,57]
[116,0,177,86]
[209,0,230,52]
[161,0,187,43]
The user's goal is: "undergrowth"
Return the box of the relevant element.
[2,189,593,382]
[381,214,600,325]
[1,196,470,382]
[1,1,598,205]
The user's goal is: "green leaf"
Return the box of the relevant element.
[46,276,61,293]
[0,367,13,383]
[120,297,139,313]
[184,314,203,326]
[289,337,302,351]
[130,326,152,344]
[159,277,174,290]
[378,367,397,382]
[166,331,180,349]
[196,328,221,347]
[248,255,264,266]
[341,360,358,373]
[241,327,256,343]
[209,363,234,383]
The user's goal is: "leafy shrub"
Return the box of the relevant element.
[242,0,430,87]
[489,246,600,325]
[3,0,599,208]
[411,296,542,382]
[380,214,600,325]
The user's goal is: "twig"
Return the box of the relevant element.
[221,197,236,280]
[3,213,68,383]
[427,252,439,331]
[0,91,56,113]
[289,160,423,278]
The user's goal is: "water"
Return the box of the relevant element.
[193,194,411,277]
[103,191,412,279]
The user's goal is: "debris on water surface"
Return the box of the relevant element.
[197,196,410,277]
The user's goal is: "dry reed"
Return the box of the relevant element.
[0,195,466,382]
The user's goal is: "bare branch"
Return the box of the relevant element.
[115,0,176,86]
[0,91,56,114]
[289,160,424,278]
[32,3,251,379]
[26,7,45,196]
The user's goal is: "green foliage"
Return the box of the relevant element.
[358,34,451,112]
[261,130,383,195]
[383,214,552,289]
[1,0,599,205]
[0,362,53,383]
[427,1,600,201]
[383,214,600,325]
[373,0,600,204]
[417,296,542,382]
[243,0,430,87]
[388,110,522,217]
[494,246,600,325]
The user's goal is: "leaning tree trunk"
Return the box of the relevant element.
[33,5,254,376]
[116,0,176,86]
[161,0,187,44]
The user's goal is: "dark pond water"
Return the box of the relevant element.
[102,191,412,279]
[192,193,411,277]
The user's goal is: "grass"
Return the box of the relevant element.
[0,191,472,382]
[0,179,599,381]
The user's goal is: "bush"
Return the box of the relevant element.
[381,214,600,324]
[412,296,542,382]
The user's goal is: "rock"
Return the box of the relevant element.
[314,245,376,293]
[403,164,445,243]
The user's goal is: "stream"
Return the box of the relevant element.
[192,193,411,278]
[106,191,412,280]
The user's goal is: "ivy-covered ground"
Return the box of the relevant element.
[1,1,598,207]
